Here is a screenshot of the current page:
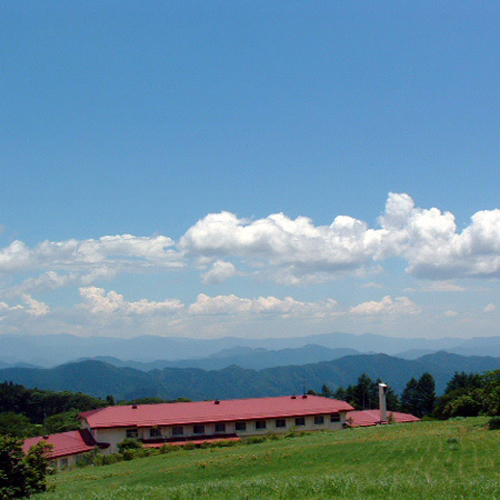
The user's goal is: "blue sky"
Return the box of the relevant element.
[1,1,500,340]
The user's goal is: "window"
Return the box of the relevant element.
[60,458,68,470]
[235,422,246,431]
[172,426,183,436]
[330,413,341,422]
[215,423,226,433]
[150,428,162,438]
[126,428,139,439]
[295,417,305,426]
[275,419,286,428]
[314,416,324,425]
[255,420,267,430]
[193,425,205,434]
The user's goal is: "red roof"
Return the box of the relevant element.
[81,395,354,429]
[346,410,420,427]
[23,429,99,459]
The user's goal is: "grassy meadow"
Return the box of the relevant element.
[34,418,500,500]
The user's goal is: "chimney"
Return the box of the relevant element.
[379,383,388,423]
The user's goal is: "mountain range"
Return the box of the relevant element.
[1,351,499,402]
[2,332,500,368]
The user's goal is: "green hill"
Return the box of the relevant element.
[2,352,500,400]
[33,418,499,500]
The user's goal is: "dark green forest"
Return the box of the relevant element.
[2,367,500,439]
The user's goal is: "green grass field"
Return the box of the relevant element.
[34,418,500,500]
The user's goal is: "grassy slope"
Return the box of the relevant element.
[35,418,500,500]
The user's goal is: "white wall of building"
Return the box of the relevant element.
[90,412,347,454]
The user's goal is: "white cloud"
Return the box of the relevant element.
[2,191,500,310]
[0,301,24,313]
[0,295,49,317]
[201,260,237,284]
[180,211,382,283]
[181,193,500,283]
[362,282,384,289]
[484,303,496,313]
[189,293,339,320]
[404,281,466,293]
[22,294,50,317]
[350,295,421,316]
[0,234,183,274]
[79,287,184,316]
[378,193,500,279]
[444,310,459,317]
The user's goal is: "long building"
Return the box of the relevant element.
[80,394,354,453]
[23,394,419,469]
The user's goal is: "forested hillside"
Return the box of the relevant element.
[1,351,499,401]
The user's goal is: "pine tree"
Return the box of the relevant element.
[417,372,436,417]
[401,373,436,418]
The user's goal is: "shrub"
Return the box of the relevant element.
[0,435,52,499]
[121,449,136,461]
[244,436,267,445]
[488,417,500,430]
[117,438,142,453]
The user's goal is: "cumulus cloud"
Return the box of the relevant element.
[484,303,496,313]
[0,234,183,274]
[189,293,339,320]
[350,296,421,316]
[0,295,49,317]
[378,193,500,279]
[79,287,184,315]
[22,294,50,317]
[180,193,500,283]
[201,260,237,284]
[2,192,500,296]
[180,211,382,283]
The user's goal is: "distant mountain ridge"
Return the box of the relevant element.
[78,344,361,371]
[1,351,499,401]
[2,331,500,368]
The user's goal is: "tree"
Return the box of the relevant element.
[401,377,419,415]
[44,409,81,435]
[0,435,51,499]
[480,370,500,416]
[434,372,484,419]
[401,373,436,418]
[385,385,401,412]
[445,372,482,393]
[417,373,436,417]
[23,442,52,496]
[320,384,333,399]
[342,374,377,410]
[333,386,347,402]
[0,413,36,439]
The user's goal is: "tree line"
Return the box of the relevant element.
[2,369,500,439]
[315,369,500,420]
[0,381,191,439]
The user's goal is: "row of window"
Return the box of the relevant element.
[127,414,342,439]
